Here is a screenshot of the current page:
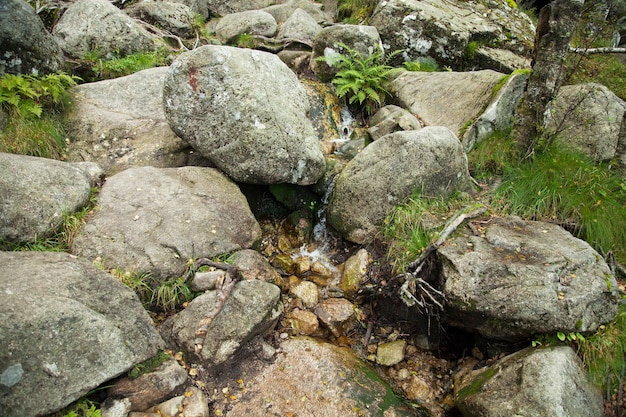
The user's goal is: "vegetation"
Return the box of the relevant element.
[49,398,101,417]
[0,72,79,158]
[80,49,171,81]
[337,0,378,23]
[128,350,170,378]
[403,58,440,72]
[320,43,402,118]
[233,33,256,49]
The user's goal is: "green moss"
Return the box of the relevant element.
[128,350,170,379]
[456,367,498,401]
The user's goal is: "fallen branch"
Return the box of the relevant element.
[569,46,626,55]
[192,259,243,354]
[399,205,486,309]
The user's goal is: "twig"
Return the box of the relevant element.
[569,46,626,55]
[192,259,243,354]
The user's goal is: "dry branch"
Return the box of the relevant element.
[569,47,626,54]
[399,205,486,308]
[191,259,243,354]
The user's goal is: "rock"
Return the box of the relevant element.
[163,45,325,185]
[288,309,320,335]
[327,127,472,244]
[178,386,210,417]
[101,398,132,417]
[290,280,319,308]
[455,346,603,417]
[263,0,329,25]
[367,105,422,141]
[71,166,261,281]
[277,7,323,43]
[206,0,275,17]
[0,153,92,243]
[230,249,283,284]
[310,24,382,82]
[0,251,164,417]
[226,337,422,417]
[53,0,161,59]
[314,298,356,337]
[376,340,407,366]
[389,69,506,136]
[159,280,283,367]
[125,0,197,38]
[546,83,626,163]
[215,10,277,44]
[65,67,192,175]
[191,270,224,291]
[438,216,620,341]
[108,358,187,411]
[369,0,534,71]
[340,248,371,299]
[0,0,65,75]
[462,70,529,151]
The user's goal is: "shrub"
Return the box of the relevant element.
[320,43,402,117]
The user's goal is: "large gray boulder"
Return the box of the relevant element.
[163,45,325,185]
[369,0,534,72]
[455,346,603,417]
[206,0,275,17]
[0,0,65,75]
[159,279,283,367]
[71,166,261,281]
[0,251,164,417]
[0,153,92,243]
[125,0,197,38]
[327,127,472,244]
[53,0,161,59]
[214,10,278,43]
[277,7,323,43]
[438,216,619,341]
[389,69,506,137]
[310,24,381,82]
[462,70,529,151]
[263,0,329,25]
[226,337,422,417]
[546,83,626,163]
[65,67,192,176]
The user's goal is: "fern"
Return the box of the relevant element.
[0,73,78,118]
[319,43,402,117]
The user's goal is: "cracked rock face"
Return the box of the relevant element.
[438,216,620,341]
[163,45,325,185]
[71,166,261,281]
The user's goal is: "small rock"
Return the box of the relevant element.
[288,309,320,335]
[191,270,224,292]
[402,375,434,403]
[147,394,184,416]
[272,253,296,275]
[313,298,356,337]
[376,340,407,366]
[107,357,188,411]
[101,398,132,417]
[289,280,319,308]
[181,386,210,417]
[367,105,422,141]
[231,249,282,284]
[340,248,371,299]
[293,255,311,274]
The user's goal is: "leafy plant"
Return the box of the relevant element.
[320,43,402,117]
[82,49,171,81]
[50,398,101,417]
[0,72,78,118]
[403,58,440,72]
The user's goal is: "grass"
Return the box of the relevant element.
[467,129,518,179]
[566,54,626,101]
[81,49,171,81]
[381,193,470,273]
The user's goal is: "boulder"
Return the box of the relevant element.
[159,280,283,367]
[0,153,92,243]
[389,69,506,136]
[277,7,323,43]
[438,216,619,341]
[327,127,472,244]
[163,45,325,185]
[0,251,164,417]
[71,166,261,281]
[214,10,277,44]
[455,346,603,417]
[367,104,422,141]
[0,0,65,75]
[65,67,192,175]
[546,83,626,162]
[225,337,423,417]
[263,0,329,25]
[462,70,529,151]
[53,0,161,59]
[369,0,534,71]
[125,0,197,38]
[310,24,382,82]
[206,0,275,17]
